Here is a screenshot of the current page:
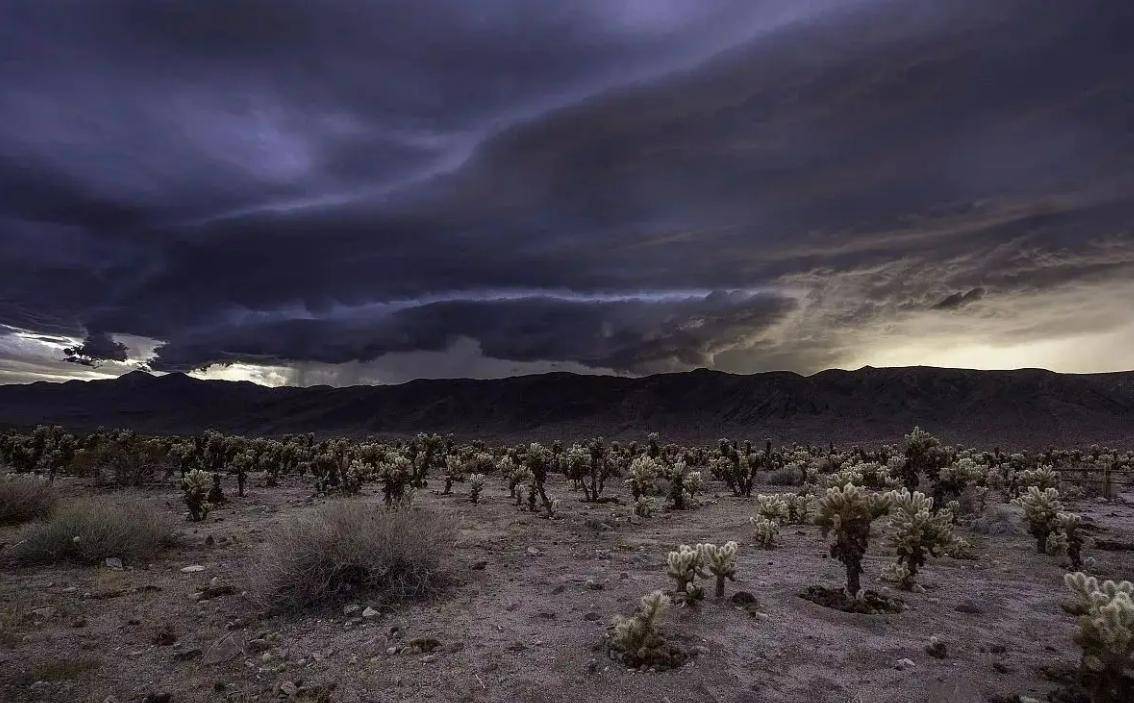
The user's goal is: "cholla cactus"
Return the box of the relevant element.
[1014,486,1063,554]
[815,484,892,596]
[698,542,739,598]
[609,591,672,667]
[443,455,467,494]
[181,469,212,521]
[634,496,657,518]
[880,489,955,590]
[1047,512,1085,570]
[785,493,815,524]
[1018,465,1060,492]
[1063,572,1134,703]
[750,515,779,549]
[754,494,788,521]
[661,461,701,510]
[468,473,485,504]
[666,544,707,601]
[377,452,414,505]
[626,455,660,501]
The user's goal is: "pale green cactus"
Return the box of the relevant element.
[815,484,892,596]
[1014,486,1063,554]
[181,469,212,521]
[697,541,739,598]
[634,496,657,518]
[1018,465,1060,492]
[750,515,779,549]
[377,452,414,505]
[1047,512,1085,570]
[754,494,788,521]
[626,455,660,500]
[661,461,701,510]
[468,473,485,504]
[785,493,815,524]
[609,590,673,667]
[443,454,468,494]
[666,544,706,601]
[1063,572,1134,703]
[879,489,955,590]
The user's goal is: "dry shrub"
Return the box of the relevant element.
[765,466,803,486]
[250,500,450,611]
[0,474,57,525]
[13,496,176,565]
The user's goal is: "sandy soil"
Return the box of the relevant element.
[2,474,1133,703]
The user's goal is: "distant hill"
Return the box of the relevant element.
[1,366,1132,448]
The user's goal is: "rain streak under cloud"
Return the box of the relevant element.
[2,0,1134,386]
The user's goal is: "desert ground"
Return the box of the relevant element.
[2,471,1132,703]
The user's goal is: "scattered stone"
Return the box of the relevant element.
[153,625,178,646]
[104,557,124,570]
[202,635,241,665]
[584,578,604,591]
[279,681,298,696]
[954,601,984,615]
[526,546,541,556]
[343,603,362,616]
[895,658,916,671]
[180,565,205,573]
[471,560,489,571]
[583,612,601,622]
[362,607,380,619]
[173,646,203,662]
[246,638,271,653]
[925,637,948,659]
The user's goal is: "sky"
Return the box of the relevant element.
[2,0,1134,386]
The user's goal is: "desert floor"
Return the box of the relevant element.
[2,475,1133,703]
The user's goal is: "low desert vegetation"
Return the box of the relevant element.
[249,500,450,611]
[0,473,57,525]
[1,423,1131,701]
[13,496,175,565]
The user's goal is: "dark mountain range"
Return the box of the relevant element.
[0,366,1132,448]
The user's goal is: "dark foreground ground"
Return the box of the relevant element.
[2,475,1133,703]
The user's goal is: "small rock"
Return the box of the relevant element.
[105,557,124,570]
[386,646,399,655]
[362,607,380,619]
[584,579,604,591]
[583,612,601,622]
[173,647,202,662]
[246,638,270,653]
[180,565,205,573]
[954,601,984,615]
[471,560,489,570]
[421,654,438,663]
[925,636,948,659]
[895,658,916,671]
[279,681,298,696]
[343,603,362,616]
[526,546,541,556]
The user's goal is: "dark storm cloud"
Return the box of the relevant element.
[63,331,129,367]
[149,291,794,373]
[2,0,1134,381]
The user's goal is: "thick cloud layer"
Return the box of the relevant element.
[2,0,1134,384]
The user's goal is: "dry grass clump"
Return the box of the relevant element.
[13,496,176,565]
[0,474,57,525]
[249,500,450,611]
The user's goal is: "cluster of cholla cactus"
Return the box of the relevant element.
[750,515,779,548]
[443,454,467,494]
[665,542,740,601]
[660,461,702,510]
[468,473,485,504]
[181,469,212,521]
[626,455,661,501]
[634,496,658,518]
[933,455,990,515]
[1064,572,1134,703]
[608,591,677,668]
[815,484,893,596]
[563,438,622,502]
[524,443,557,517]
[499,455,531,506]
[712,438,774,497]
[879,489,955,590]
[377,452,415,505]
[1047,512,1086,570]
[1015,486,1063,554]
[897,426,951,491]
[699,542,739,598]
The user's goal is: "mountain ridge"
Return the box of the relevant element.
[1,366,1132,448]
